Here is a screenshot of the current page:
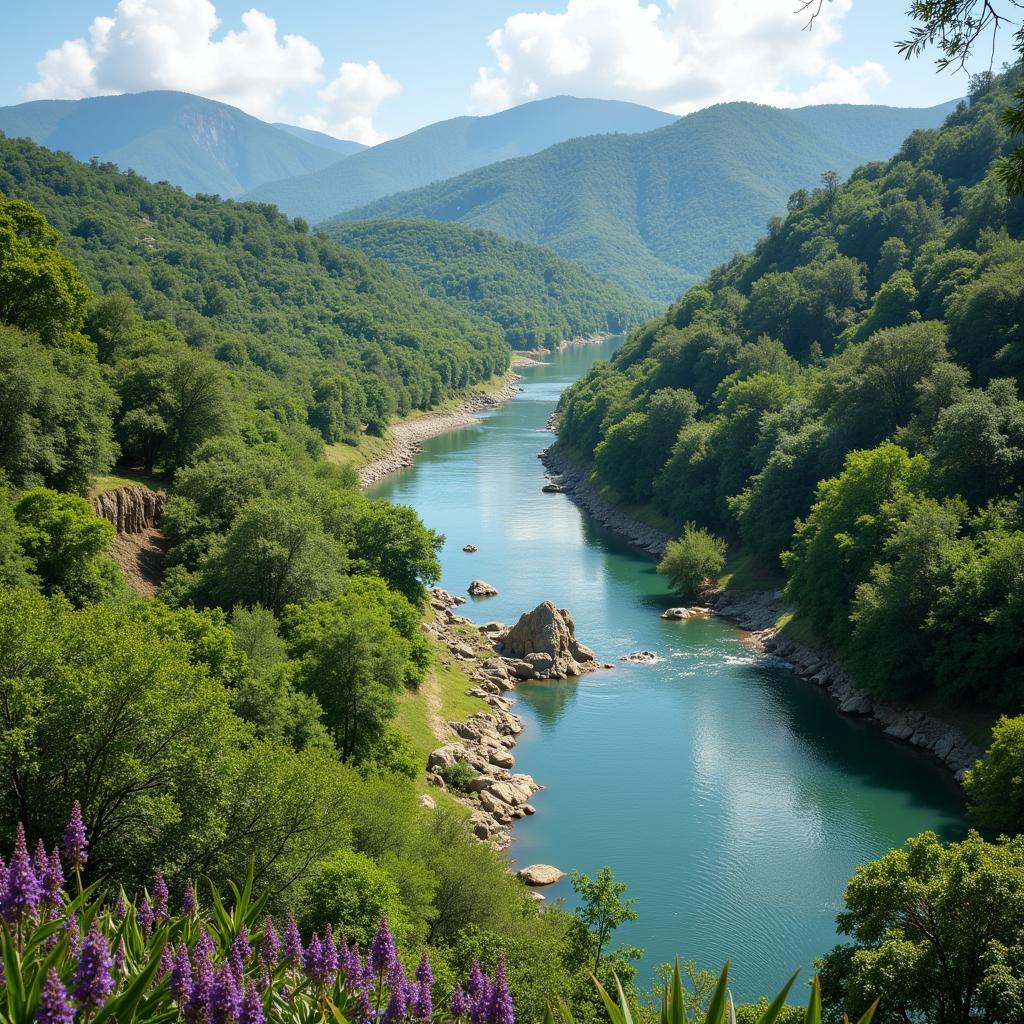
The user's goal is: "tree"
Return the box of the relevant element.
[0,196,91,345]
[819,831,1024,1024]
[965,716,1024,835]
[568,866,641,977]
[657,523,727,599]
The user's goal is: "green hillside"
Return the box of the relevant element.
[0,91,348,197]
[555,70,1024,711]
[336,99,958,300]
[272,122,367,157]
[0,133,508,439]
[325,219,658,349]
[241,95,677,223]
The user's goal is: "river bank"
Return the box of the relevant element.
[539,442,983,782]
[359,374,523,487]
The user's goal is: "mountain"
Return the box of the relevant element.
[334,99,960,300]
[272,122,367,158]
[0,91,348,198]
[325,219,659,349]
[241,96,678,223]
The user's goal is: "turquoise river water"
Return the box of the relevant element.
[368,337,965,1000]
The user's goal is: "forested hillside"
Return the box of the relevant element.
[556,70,1024,711]
[0,91,352,197]
[334,99,957,300]
[0,134,509,441]
[325,219,657,349]
[242,96,677,223]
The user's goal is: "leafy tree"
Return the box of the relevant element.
[0,485,35,591]
[819,831,1024,1024]
[0,196,91,346]
[965,715,1024,836]
[657,524,727,599]
[567,866,641,979]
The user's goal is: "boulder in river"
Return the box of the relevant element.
[463,544,478,553]
[620,651,661,664]
[517,864,565,886]
[660,606,712,620]
[541,483,563,493]
[495,601,596,678]
[468,579,499,597]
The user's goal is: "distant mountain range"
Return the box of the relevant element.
[0,91,360,197]
[241,96,678,223]
[330,99,960,299]
[324,219,659,349]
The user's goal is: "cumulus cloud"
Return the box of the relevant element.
[25,0,401,141]
[301,60,402,145]
[472,0,888,114]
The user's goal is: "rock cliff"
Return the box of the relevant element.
[495,600,597,679]
[89,485,165,534]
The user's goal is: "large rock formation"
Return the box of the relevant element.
[89,485,165,534]
[495,601,596,679]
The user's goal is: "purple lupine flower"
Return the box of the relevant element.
[113,891,128,921]
[170,944,193,1004]
[114,937,128,976]
[466,962,485,1003]
[138,896,154,938]
[259,917,279,967]
[38,968,75,1024]
[282,917,302,971]
[195,929,216,962]
[451,984,470,1019]
[210,962,241,1024]
[487,957,513,1024]
[230,928,251,983]
[34,838,48,879]
[370,916,398,977]
[185,951,213,1024]
[383,963,409,1024]
[415,952,433,987]
[65,915,81,957]
[73,921,113,1011]
[239,984,265,1024]
[343,943,363,987]
[42,847,65,915]
[158,942,175,981]
[322,923,339,982]
[3,823,41,922]
[0,855,7,903]
[152,869,169,922]
[356,986,374,1024]
[303,931,326,986]
[63,802,88,870]
[182,879,198,918]
[413,952,433,1020]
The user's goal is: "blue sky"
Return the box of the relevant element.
[2,0,1018,143]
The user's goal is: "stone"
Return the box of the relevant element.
[661,607,690,620]
[427,744,467,771]
[528,891,546,902]
[488,749,515,769]
[468,580,499,597]
[463,544,478,553]
[494,601,596,678]
[541,483,563,493]
[839,693,873,715]
[418,794,437,810]
[90,485,165,535]
[517,864,565,886]
[619,651,661,664]
[522,804,537,815]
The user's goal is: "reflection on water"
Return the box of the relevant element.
[369,339,965,1000]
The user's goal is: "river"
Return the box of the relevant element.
[368,337,965,1000]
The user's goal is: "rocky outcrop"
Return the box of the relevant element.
[661,606,711,620]
[620,651,661,664]
[540,446,670,558]
[706,588,984,782]
[517,864,565,886]
[463,544,478,553]
[494,601,596,679]
[90,485,165,534]
[468,580,499,597]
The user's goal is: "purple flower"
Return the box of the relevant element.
[152,869,169,922]
[158,943,175,980]
[73,921,113,1011]
[466,962,485,1003]
[371,916,398,978]
[343,943,363,988]
[34,838,48,879]
[195,930,216,962]
[322,923,339,980]
[170,944,193,1004]
[113,892,128,921]
[487,957,513,1024]
[383,964,408,1024]
[38,968,74,1024]
[258,918,279,967]
[3,823,41,922]
[230,927,251,982]
[63,802,88,870]
[182,879,198,917]
[239,984,265,1024]
[114,938,128,976]
[65,916,81,957]
[185,952,213,1024]
[451,984,469,1019]
[415,952,433,987]
[413,952,433,1020]
[356,987,374,1024]
[304,931,330,987]
[282,917,302,971]
[0,855,8,902]
[42,848,65,914]
[210,962,241,1024]
[138,896,154,939]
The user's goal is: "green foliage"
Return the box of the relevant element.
[965,716,1024,836]
[440,759,478,794]
[567,867,640,979]
[818,830,1024,1024]
[327,219,657,349]
[657,524,727,599]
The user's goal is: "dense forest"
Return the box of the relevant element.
[556,69,1024,719]
[0,133,509,443]
[325,219,657,350]
[332,100,955,300]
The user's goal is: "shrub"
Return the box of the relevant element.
[965,715,1024,835]
[657,523,727,599]
[441,760,479,794]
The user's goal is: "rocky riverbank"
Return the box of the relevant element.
[359,375,523,487]
[421,589,598,851]
[538,443,983,783]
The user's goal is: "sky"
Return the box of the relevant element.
[1,0,1019,145]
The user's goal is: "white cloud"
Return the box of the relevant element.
[300,60,402,145]
[24,0,401,141]
[472,0,889,114]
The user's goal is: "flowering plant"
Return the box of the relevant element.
[0,804,511,1024]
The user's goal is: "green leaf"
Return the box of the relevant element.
[852,998,880,1024]
[757,969,800,1024]
[804,975,821,1024]
[705,962,732,1024]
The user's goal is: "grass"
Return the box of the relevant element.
[718,552,784,592]
[88,469,162,497]
[774,610,822,648]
